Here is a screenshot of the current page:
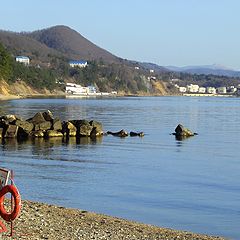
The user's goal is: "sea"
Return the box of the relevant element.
[0,96,239,239]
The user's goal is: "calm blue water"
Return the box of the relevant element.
[0,96,239,239]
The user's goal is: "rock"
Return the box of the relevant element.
[62,121,77,137]
[130,131,144,137]
[15,120,34,132]
[4,125,19,138]
[42,110,54,121]
[107,129,128,137]
[52,118,62,131]
[173,124,195,137]
[89,120,103,136]
[3,114,18,123]
[79,120,93,137]
[35,121,52,131]
[0,128,3,138]
[28,112,46,124]
[30,131,45,138]
[45,130,63,138]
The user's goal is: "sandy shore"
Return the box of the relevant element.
[0,200,226,240]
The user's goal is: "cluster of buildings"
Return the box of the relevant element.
[175,83,239,95]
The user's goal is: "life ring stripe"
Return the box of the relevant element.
[0,185,21,221]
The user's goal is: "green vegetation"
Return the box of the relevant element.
[0,42,12,80]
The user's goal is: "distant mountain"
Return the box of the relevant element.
[166,64,240,77]
[25,25,119,63]
[0,25,120,63]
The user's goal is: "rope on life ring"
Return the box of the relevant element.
[0,185,21,222]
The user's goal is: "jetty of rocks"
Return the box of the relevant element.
[0,110,103,140]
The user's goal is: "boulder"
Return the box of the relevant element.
[15,120,34,133]
[4,125,18,138]
[42,110,54,121]
[45,130,63,138]
[79,121,93,137]
[29,130,45,138]
[107,129,128,137]
[130,131,144,137]
[52,118,62,131]
[35,121,52,131]
[62,121,77,137]
[27,112,46,125]
[174,124,195,137]
[0,128,3,138]
[89,120,103,136]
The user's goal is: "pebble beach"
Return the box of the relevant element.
[0,200,227,240]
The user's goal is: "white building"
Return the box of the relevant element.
[207,87,216,94]
[198,87,206,93]
[187,84,199,93]
[216,87,227,94]
[65,83,96,95]
[69,60,88,68]
[15,56,30,65]
[179,87,187,93]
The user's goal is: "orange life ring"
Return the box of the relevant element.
[0,185,21,222]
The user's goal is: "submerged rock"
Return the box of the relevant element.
[173,124,197,140]
[107,129,128,137]
[130,131,144,137]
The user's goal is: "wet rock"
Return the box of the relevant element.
[107,129,128,137]
[62,121,77,137]
[79,120,93,137]
[15,120,34,133]
[30,130,45,138]
[27,112,46,125]
[52,118,62,131]
[45,130,63,138]
[90,120,103,136]
[35,121,52,131]
[42,110,54,121]
[130,131,144,137]
[0,128,3,138]
[4,124,19,138]
[173,124,197,140]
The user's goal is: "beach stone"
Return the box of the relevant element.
[28,112,46,125]
[4,124,18,138]
[30,130,45,138]
[42,110,54,121]
[79,120,93,136]
[174,124,194,137]
[35,121,52,131]
[52,118,62,131]
[45,130,63,138]
[15,119,34,132]
[62,121,77,137]
[89,120,103,136]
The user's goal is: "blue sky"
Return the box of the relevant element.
[1,0,240,69]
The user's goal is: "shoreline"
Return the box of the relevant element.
[1,200,226,240]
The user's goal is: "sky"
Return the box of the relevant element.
[1,0,240,70]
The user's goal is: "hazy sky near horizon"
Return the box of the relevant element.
[1,0,240,69]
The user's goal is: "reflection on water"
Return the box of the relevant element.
[0,97,240,239]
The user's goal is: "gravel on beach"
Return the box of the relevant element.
[0,200,227,240]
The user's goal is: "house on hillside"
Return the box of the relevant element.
[69,60,88,68]
[15,56,30,65]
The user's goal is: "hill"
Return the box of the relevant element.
[166,64,240,77]
[25,25,120,63]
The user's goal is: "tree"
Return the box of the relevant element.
[0,42,12,80]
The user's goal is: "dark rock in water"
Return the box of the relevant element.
[79,121,93,137]
[42,110,54,121]
[45,130,63,138]
[0,128,3,138]
[107,129,128,137]
[29,130,45,138]
[15,120,34,133]
[89,120,103,136]
[130,131,144,137]
[62,121,77,137]
[27,112,46,125]
[35,121,52,131]
[4,125,18,138]
[52,118,62,131]
[173,124,196,138]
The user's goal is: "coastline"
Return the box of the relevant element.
[1,200,226,240]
